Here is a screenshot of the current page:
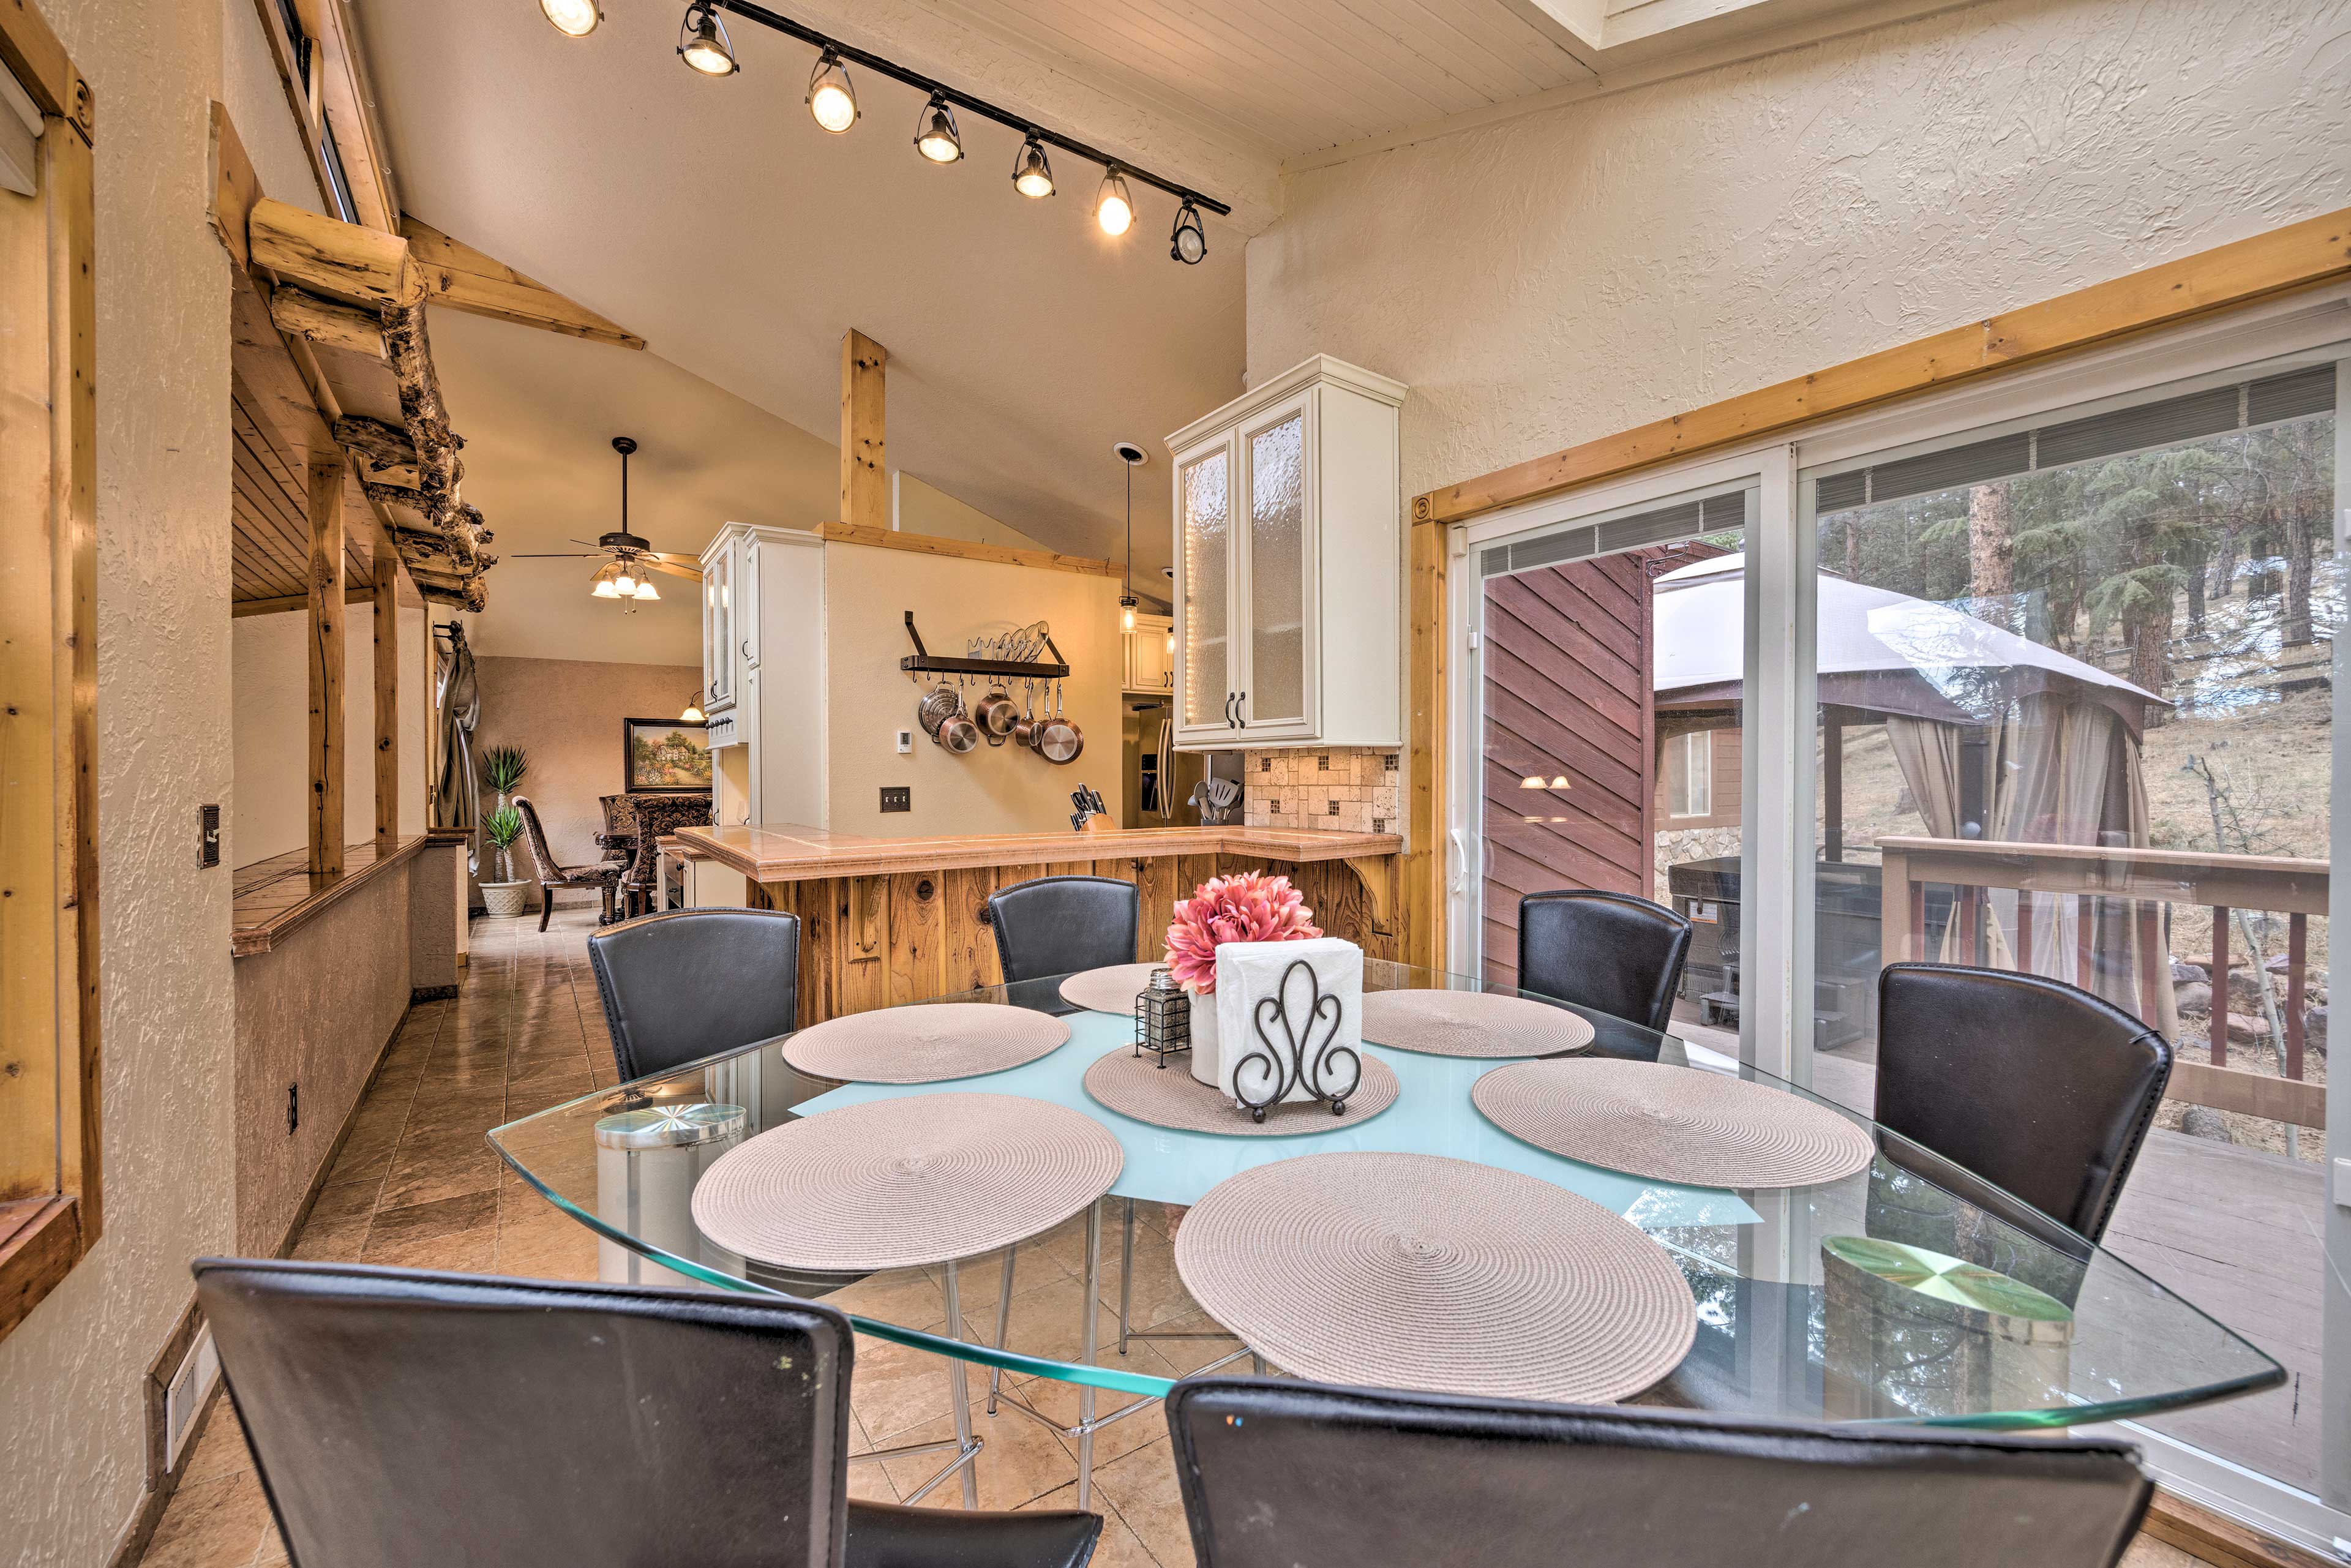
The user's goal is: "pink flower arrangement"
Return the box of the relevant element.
[1163,871,1322,995]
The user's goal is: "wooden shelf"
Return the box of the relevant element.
[231,834,430,956]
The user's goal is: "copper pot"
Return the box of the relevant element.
[975,690,1019,739]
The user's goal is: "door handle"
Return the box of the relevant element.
[1237,691,1247,729]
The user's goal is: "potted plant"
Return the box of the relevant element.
[1163,870,1322,1090]
[480,805,529,917]
[481,744,529,811]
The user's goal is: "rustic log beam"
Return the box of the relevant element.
[249,195,422,311]
[399,214,645,350]
[840,328,887,531]
[381,299,465,528]
[307,456,348,876]
[414,576,487,613]
[373,566,399,851]
[333,413,414,471]
[268,285,386,358]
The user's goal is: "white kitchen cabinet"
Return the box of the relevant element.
[1123,612,1174,693]
[700,523,825,832]
[1165,356,1404,751]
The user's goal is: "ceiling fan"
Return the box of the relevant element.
[509,436,702,602]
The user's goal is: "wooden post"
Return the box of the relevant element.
[307,456,347,876]
[2209,904,2229,1066]
[1879,848,1912,966]
[840,328,887,530]
[373,560,399,852]
[2285,911,2306,1081]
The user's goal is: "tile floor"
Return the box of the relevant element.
[137,904,2208,1568]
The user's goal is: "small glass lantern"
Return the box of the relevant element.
[1134,967,1191,1068]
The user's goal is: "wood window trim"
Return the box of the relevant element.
[1401,208,2351,969]
[0,0,101,1349]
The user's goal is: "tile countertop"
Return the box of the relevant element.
[675,822,1404,885]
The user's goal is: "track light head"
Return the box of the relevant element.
[806,49,858,132]
[541,0,601,36]
[1170,200,1207,264]
[913,93,962,163]
[1095,167,1134,237]
[1011,134,1056,198]
[677,3,737,75]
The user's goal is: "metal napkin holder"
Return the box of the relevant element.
[1233,956,1362,1122]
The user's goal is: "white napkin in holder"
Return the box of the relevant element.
[1206,937,1365,1112]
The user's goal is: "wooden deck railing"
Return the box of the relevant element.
[1877,836,2326,1131]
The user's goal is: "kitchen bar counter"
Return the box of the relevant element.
[673,821,1404,1026]
[676,822,1400,884]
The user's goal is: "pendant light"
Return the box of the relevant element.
[1170,200,1207,264]
[680,691,707,722]
[541,0,601,37]
[806,49,858,132]
[1095,167,1134,236]
[913,93,962,163]
[677,2,737,75]
[1011,134,1055,198]
[1115,440,1146,631]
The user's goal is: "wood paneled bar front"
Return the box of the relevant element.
[677,823,1403,1026]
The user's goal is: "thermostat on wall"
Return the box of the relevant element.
[896,729,913,754]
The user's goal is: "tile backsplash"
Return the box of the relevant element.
[1243,748,1400,834]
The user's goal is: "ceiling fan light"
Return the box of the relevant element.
[807,50,858,132]
[1095,168,1134,236]
[591,569,621,599]
[613,569,639,596]
[913,94,962,163]
[632,577,660,601]
[677,4,738,75]
[1011,134,1055,198]
[541,0,601,37]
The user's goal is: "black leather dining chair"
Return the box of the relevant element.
[988,876,1140,983]
[193,1259,1101,1568]
[1517,889,1693,1052]
[588,907,800,1081]
[1164,1378,2151,1568]
[1876,962,2171,1244]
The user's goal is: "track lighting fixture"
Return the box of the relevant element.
[806,48,858,133]
[541,0,601,37]
[1095,167,1134,237]
[1011,133,1056,198]
[1170,200,1206,264]
[645,10,1230,262]
[677,2,737,75]
[913,93,962,163]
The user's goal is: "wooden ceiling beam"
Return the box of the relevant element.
[250,197,421,312]
[268,285,386,358]
[398,215,645,350]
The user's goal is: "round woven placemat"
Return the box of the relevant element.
[1175,1152,1695,1403]
[1081,1046,1400,1136]
[1359,988,1594,1058]
[781,1003,1069,1083]
[1058,962,1169,1016]
[1472,1059,1877,1189]
[691,1093,1123,1273]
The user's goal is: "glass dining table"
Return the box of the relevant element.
[490,960,2282,1508]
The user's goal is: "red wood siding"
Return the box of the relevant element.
[1481,553,1656,986]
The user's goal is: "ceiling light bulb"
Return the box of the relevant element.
[1095,168,1134,236]
[592,576,621,599]
[1010,134,1055,198]
[806,50,858,133]
[1164,629,1174,655]
[913,94,962,163]
[613,569,639,596]
[633,578,660,601]
[677,4,737,75]
[1170,200,1207,264]
[541,0,601,37]
[1122,601,1137,631]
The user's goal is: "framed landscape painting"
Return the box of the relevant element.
[623,717,713,792]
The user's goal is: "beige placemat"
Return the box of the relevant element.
[1082,1046,1400,1136]
[1058,962,1169,1016]
[1472,1059,1877,1189]
[1360,988,1595,1058]
[691,1093,1123,1273]
[781,1002,1070,1083]
[1175,1152,1695,1404]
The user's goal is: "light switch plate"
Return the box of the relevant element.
[880,786,910,813]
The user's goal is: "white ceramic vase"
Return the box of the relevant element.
[1186,986,1224,1089]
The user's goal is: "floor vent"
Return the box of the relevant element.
[162,1325,219,1474]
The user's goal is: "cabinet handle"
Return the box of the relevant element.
[741,640,753,660]
[1225,692,1237,727]
[1238,691,1247,729]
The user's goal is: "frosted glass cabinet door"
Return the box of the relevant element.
[703,547,733,708]
[1240,399,1314,738]
[1179,441,1232,733]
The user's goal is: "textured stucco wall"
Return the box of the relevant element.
[233,867,412,1256]
[0,1,239,1563]
[470,655,704,908]
[1247,0,2351,505]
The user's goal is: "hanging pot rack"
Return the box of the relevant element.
[900,612,1069,679]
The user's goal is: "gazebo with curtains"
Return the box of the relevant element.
[1649,553,2175,1035]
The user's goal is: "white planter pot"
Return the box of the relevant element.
[480,880,530,918]
[1186,994,1225,1090]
